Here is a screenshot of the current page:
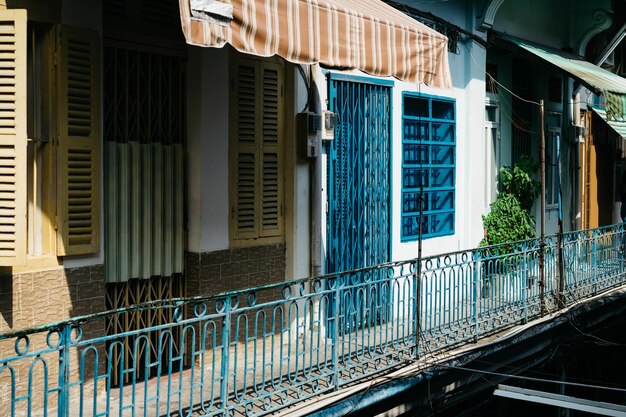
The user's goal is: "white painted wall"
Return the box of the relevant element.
[391,44,488,260]
[186,46,230,253]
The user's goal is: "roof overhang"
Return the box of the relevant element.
[493,34,626,120]
[177,0,452,88]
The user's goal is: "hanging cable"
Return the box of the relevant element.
[434,363,626,393]
[464,43,541,106]
[296,64,312,112]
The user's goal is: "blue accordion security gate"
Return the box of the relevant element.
[327,75,393,333]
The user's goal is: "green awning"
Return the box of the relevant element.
[590,106,626,139]
[498,35,626,120]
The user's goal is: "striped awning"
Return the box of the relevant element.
[498,34,626,120]
[178,0,452,88]
[591,106,626,140]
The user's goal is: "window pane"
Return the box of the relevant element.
[403,168,429,188]
[431,145,454,165]
[431,168,454,187]
[431,212,454,235]
[403,144,429,164]
[432,100,454,120]
[431,190,454,211]
[404,120,430,141]
[403,192,428,213]
[486,105,497,123]
[402,215,428,239]
[404,96,429,117]
[432,123,454,143]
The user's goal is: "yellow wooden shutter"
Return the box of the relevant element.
[231,59,259,240]
[230,56,284,243]
[56,26,100,255]
[0,10,27,266]
[259,62,283,238]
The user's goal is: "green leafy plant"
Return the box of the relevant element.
[497,155,540,212]
[480,193,536,247]
[481,156,539,248]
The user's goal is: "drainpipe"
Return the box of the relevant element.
[310,65,323,280]
[539,99,546,317]
[311,142,323,279]
[573,94,580,231]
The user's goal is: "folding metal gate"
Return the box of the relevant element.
[327,75,392,333]
[327,75,392,272]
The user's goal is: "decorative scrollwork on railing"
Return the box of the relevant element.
[2,225,626,417]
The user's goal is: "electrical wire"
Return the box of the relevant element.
[433,363,626,393]
[567,315,626,347]
[473,357,626,391]
[489,76,534,131]
[296,64,312,112]
[464,42,541,106]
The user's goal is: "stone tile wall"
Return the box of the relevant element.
[187,243,287,298]
[0,264,105,334]
[0,265,106,416]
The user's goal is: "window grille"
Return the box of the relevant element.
[401,93,455,241]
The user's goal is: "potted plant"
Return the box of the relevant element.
[480,156,540,298]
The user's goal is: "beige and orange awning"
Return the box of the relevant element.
[178,0,452,88]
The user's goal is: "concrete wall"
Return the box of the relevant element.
[186,46,230,254]
[492,0,611,49]
[185,46,310,288]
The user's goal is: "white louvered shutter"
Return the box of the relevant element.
[56,26,100,255]
[0,10,26,266]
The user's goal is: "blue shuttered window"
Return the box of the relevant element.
[401,93,455,241]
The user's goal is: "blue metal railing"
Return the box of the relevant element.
[1,224,625,416]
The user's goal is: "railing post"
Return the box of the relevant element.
[413,259,422,358]
[472,250,479,342]
[522,246,528,324]
[539,99,546,317]
[592,232,598,294]
[57,324,72,417]
[557,231,565,309]
[332,280,340,391]
[219,297,232,412]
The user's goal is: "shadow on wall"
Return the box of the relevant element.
[0,265,107,417]
[0,267,13,329]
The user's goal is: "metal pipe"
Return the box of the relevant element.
[415,183,424,357]
[595,21,626,66]
[311,66,323,279]
[539,99,546,317]
[573,93,581,231]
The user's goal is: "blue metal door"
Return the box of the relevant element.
[327,75,392,333]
